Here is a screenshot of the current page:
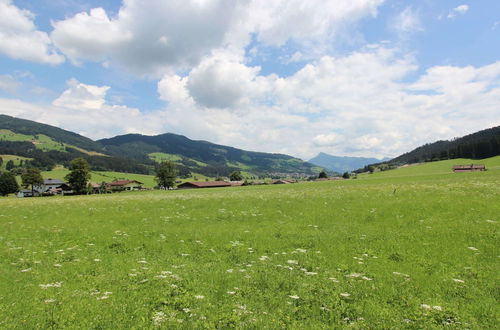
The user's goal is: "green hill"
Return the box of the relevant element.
[98,133,319,177]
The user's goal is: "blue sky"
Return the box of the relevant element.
[0,0,499,159]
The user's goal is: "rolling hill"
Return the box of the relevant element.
[0,114,319,177]
[98,133,320,177]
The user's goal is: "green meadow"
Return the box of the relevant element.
[0,157,499,328]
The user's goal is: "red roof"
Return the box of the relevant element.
[178,181,232,188]
[109,180,143,186]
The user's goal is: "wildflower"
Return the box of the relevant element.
[328,277,340,283]
[340,293,351,298]
[420,304,431,310]
[152,311,166,327]
[53,264,62,267]
[346,273,362,278]
[138,260,148,264]
[288,295,300,299]
[259,256,269,261]
[94,259,101,262]
[433,306,443,311]
[97,296,109,300]
[21,268,32,272]
[194,295,204,299]
[226,269,234,273]
[452,278,465,283]
[296,248,307,253]
[39,282,63,289]
[44,299,56,303]
[362,276,373,281]
[305,272,317,276]
[467,247,478,251]
[287,260,298,265]
[227,291,236,295]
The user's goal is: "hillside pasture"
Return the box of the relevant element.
[0,157,498,328]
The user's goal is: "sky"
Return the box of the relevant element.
[0,0,499,160]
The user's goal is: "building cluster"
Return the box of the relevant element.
[17,179,144,197]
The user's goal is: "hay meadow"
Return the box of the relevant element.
[1,157,499,328]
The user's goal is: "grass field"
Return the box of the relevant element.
[0,154,32,170]
[1,157,499,328]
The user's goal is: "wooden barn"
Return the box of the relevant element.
[452,164,486,172]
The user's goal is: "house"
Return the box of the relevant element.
[107,180,144,191]
[17,189,35,198]
[177,181,232,189]
[452,164,486,172]
[33,178,72,195]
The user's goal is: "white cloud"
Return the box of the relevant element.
[51,0,383,76]
[391,7,423,36]
[0,0,64,64]
[447,4,469,19]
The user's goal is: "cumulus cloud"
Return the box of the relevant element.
[448,4,469,19]
[0,0,64,64]
[50,0,383,76]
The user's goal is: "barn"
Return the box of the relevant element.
[177,181,232,189]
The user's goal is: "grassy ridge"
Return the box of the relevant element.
[0,158,498,328]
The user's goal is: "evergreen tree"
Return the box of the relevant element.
[65,158,91,195]
[0,156,3,167]
[342,171,350,179]
[0,171,19,196]
[6,160,15,171]
[21,168,43,195]
[155,161,177,189]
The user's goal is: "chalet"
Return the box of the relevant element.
[177,181,232,189]
[33,178,72,195]
[452,164,486,172]
[107,180,144,191]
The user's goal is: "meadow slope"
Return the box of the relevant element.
[0,158,498,328]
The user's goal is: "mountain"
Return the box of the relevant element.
[391,126,500,164]
[309,152,389,173]
[354,125,500,173]
[0,114,319,177]
[99,133,319,177]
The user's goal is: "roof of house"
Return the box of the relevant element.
[109,180,143,186]
[43,178,65,185]
[452,164,485,169]
[178,181,232,188]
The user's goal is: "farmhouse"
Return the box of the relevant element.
[107,180,144,191]
[33,178,72,195]
[452,164,486,172]
[177,181,232,189]
[272,179,295,184]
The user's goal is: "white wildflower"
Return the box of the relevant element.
[467,247,478,251]
[305,272,317,276]
[44,299,56,303]
[227,291,236,295]
[287,260,298,265]
[296,248,307,253]
[288,295,300,299]
[421,304,431,310]
[194,295,204,299]
[340,293,351,298]
[152,311,166,327]
[53,264,62,267]
[39,282,62,289]
[362,276,373,281]
[226,269,233,273]
[94,259,101,262]
[259,256,269,261]
[452,278,465,283]
[433,305,443,311]
[21,268,32,272]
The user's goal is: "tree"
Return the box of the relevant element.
[0,156,3,167]
[21,168,43,195]
[318,171,328,179]
[65,158,91,195]
[155,161,177,189]
[229,171,243,181]
[6,160,15,171]
[0,171,19,196]
[342,171,350,179]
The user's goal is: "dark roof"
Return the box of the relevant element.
[178,181,232,188]
[109,180,143,186]
[44,178,65,185]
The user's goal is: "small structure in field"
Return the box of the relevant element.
[452,164,486,172]
[177,181,232,189]
[107,180,144,191]
[272,179,295,184]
